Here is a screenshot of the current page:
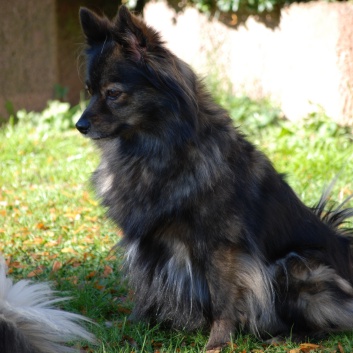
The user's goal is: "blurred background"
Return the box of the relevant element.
[1,0,353,124]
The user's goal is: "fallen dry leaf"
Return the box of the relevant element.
[299,343,322,352]
[94,283,105,291]
[103,265,113,277]
[117,305,132,315]
[36,222,49,230]
[23,237,45,245]
[86,271,97,279]
[52,261,62,272]
[151,340,163,349]
[10,261,24,269]
[337,342,344,353]
[27,267,44,278]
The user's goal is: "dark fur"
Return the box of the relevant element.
[77,6,353,350]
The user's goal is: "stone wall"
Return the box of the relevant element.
[144,1,353,124]
[0,0,117,119]
[0,0,57,118]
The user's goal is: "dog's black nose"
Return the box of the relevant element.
[76,117,90,135]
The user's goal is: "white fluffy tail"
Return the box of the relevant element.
[0,257,96,353]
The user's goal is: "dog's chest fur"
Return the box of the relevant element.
[123,233,212,329]
[92,132,234,238]
[91,139,212,326]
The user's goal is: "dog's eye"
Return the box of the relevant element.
[106,89,122,100]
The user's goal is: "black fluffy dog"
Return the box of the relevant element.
[76,6,353,351]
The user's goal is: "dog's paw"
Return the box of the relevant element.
[205,340,229,353]
[206,348,223,353]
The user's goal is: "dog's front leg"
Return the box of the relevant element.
[205,247,241,352]
[205,247,267,352]
[206,318,235,352]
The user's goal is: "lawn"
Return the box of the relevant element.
[1,97,353,353]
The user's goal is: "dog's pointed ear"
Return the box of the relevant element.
[80,7,111,45]
[114,5,162,62]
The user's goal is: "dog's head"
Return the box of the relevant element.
[76,6,198,145]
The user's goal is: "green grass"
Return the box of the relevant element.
[1,98,353,353]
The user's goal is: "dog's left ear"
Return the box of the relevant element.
[80,7,112,45]
[114,5,163,62]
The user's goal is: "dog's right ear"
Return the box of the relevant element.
[79,7,111,45]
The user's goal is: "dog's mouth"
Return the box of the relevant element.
[79,131,114,141]
[76,123,131,141]
[75,117,110,139]
[75,125,108,140]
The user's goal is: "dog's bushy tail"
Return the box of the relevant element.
[0,257,96,353]
[312,181,353,236]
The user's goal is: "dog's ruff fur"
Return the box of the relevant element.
[0,257,95,353]
[77,6,353,351]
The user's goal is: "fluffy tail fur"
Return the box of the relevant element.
[312,181,353,236]
[0,257,96,353]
